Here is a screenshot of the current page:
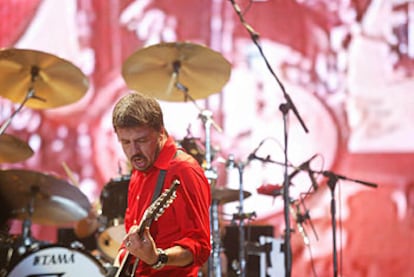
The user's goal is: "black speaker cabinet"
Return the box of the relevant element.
[223,225,275,277]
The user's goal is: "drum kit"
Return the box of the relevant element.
[0,48,106,276]
[0,42,253,277]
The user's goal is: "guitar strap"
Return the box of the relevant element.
[130,150,182,273]
[129,167,168,274]
[151,169,167,204]
[112,149,183,277]
[151,148,182,203]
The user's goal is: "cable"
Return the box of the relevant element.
[338,180,343,277]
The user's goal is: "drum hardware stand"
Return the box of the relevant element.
[198,104,223,277]
[173,79,223,277]
[199,109,221,277]
[173,78,221,182]
[209,199,222,277]
[3,185,42,273]
[226,155,256,277]
[17,186,39,250]
[0,66,45,135]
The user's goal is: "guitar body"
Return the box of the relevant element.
[114,252,138,277]
[113,180,180,277]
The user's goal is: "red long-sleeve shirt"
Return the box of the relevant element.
[122,136,211,276]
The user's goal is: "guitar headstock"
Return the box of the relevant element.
[152,190,178,221]
[138,179,180,235]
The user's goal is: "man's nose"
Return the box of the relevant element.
[132,142,141,153]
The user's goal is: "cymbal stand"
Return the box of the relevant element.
[199,109,222,277]
[174,80,222,177]
[209,199,222,277]
[172,61,222,173]
[174,80,222,277]
[6,186,38,270]
[20,186,38,248]
[196,97,226,277]
[0,66,45,135]
[227,155,249,277]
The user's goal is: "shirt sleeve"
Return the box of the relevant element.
[163,161,212,266]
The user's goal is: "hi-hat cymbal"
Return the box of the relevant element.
[0,48,89,109]
[212,187,251,205]
[0,134,33,163]
[122,42,231,102]
[0,169,91,225]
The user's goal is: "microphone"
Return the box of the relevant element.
[308,170,318,191]
[286,154,318,182]
[290,202,310,245]
[226,154,236,168]
[291,200,319,242]
[257,155,318,197]
[247,139,266,161]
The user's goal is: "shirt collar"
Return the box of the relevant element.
[153,136,177,170]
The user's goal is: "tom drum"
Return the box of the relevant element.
[97,175,129,261]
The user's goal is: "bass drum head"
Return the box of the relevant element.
[7,245,106,277]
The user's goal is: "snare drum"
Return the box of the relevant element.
[97,175,129,261]
[6,245,106,276]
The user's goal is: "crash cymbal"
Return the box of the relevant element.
[0,48,89,109]
[122,42,231,102]
[0,134,33,163]
[212,187,251,205]
[0,169,91,225]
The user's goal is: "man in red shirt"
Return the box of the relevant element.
[112,92,211,276]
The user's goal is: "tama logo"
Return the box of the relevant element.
[33,253,75,265]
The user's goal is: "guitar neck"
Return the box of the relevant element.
[113,179,180,277]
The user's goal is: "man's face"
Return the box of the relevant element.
[116,126,163,171]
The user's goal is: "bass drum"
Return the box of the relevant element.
[6,245,107,277]
[97,175,129,262]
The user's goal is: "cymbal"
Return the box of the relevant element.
[0,48,89,109]
[0,134,33,163]
[212,187,251,205]
[122,42,231,102]
[0,169,91,225]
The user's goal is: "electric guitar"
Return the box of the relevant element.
[114,179,180,277]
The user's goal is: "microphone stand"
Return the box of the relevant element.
[322,171,378,277]
[228,1,309,276]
